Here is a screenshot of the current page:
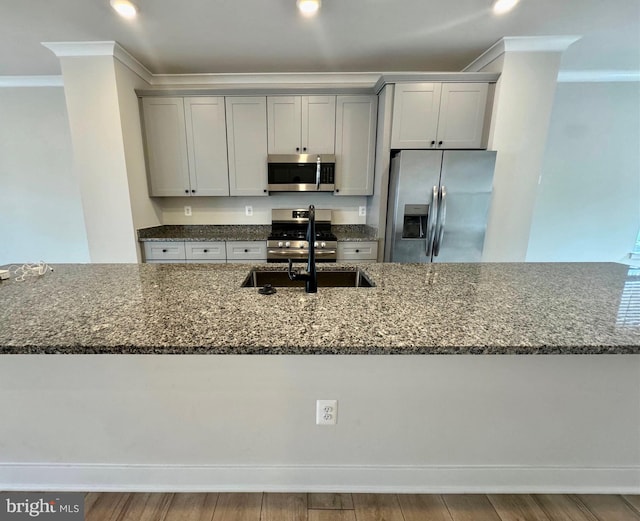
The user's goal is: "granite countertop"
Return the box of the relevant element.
[0,262,638,355]
[137,225,378,242]
[137,225,272,242]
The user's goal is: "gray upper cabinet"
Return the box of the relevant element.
[226,96,268,196]
[390,82,489,149]
[184,97,229,196]
[334,95,377,196]
[142,96,229,197]
[142,97,190,197]
[267,96,335,154]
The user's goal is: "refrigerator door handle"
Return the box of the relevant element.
[425,185,439,257]
[433,185,447,256]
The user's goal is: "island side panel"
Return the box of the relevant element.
[0,354,638,492]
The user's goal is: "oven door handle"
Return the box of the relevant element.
[268,249,337,256]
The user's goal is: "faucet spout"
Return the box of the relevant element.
[286,204,318,293]
[306,204,317,293]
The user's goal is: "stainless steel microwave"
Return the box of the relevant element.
[267,154,336,192]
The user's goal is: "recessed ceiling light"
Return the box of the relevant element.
[110,0,138,19]
[297,0,321,17]
[493,0,519,15]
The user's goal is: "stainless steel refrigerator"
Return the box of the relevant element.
[384,150,497,263]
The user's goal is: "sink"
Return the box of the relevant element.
[241,268,375,288]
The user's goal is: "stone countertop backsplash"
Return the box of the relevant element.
[0,262,638,355]
[137,225,378,242]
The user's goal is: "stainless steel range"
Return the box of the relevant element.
[267,208,337,263]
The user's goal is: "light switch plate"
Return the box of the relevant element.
[359,206,366,217]
[184,206,192,217]
[245,206,253,217]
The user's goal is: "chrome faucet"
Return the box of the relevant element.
[287,204,318,293]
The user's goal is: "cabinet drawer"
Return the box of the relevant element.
[143,241,186,261]
[185,241,226,261]
[337,241,378,261]
[226,241,267,261]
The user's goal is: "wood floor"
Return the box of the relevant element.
[84,493,640,521]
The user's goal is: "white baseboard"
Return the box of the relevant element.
[1,464,639,494]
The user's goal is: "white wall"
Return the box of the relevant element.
[367,84,394,260]
[0,87,89,265]
[59,56,138,263]
[479,51,564,261]
[527,82,640,262]
[113,60,162,260]
[157,193,368,225]
[0,355,638,492]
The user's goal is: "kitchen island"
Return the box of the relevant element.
[0,262,638,493]
[0,262,638,354]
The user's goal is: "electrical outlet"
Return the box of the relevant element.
[184,206,192,217]
[359,206,366,217]
[316,399,338,425]
[245,205,253,217]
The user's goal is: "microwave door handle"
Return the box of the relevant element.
[316,156,321,190]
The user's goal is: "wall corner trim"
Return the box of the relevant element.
[557,69,640,83]
[0,75,63,87]
[463,35,582,72]
[41,41,153,84]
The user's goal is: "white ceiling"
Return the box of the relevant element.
[1,0,639,76]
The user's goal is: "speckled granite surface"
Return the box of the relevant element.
[332,225,378,241]
[137,225,378,242]
[0,262,638,355]
[138,225,271,242]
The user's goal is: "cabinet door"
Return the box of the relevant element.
[390,83,442,149]
[225,241,267,262]
[143,241,186,262]
[337,241,378,261]
[185,241,226,262]
[334,95,377,196]
[302,96,336,154]
[436,83,489,149]
[142,97,190,196]
[184,97,229,196]
[267,96,302,154]
[226,97,268,196]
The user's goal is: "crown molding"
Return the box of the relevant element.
[557,70,640,83]
[42,41,153,84]
[464,36,582,72]
[41,41,118,57]
[373,72,501,93]
[150,72,381,88]
[0,75,63,87]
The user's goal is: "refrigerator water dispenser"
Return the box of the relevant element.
[402,204,428,239]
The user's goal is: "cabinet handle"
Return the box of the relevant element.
[296,147,300,152]
[162,249,167,253]
[431,140,436,146]
[203,249,208,253]
[355,249,360,253]
[263,189,267,193]
[438,141,443,146]
[336,188,340,193]
[303,147,307,151]
[244,249,249,253]
[191,189,196,193]
[184,189,189,194]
